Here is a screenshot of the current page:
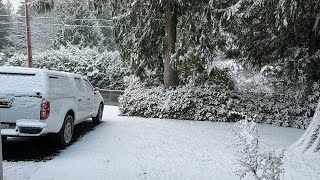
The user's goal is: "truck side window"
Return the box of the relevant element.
[84,80,94,93]
[75,78,85,92]
[48,75,71,95]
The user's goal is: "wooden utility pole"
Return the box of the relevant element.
[25,0,32,68]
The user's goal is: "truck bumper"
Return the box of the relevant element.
[1,119,48,137]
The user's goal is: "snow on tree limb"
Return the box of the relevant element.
[291,98,320,153]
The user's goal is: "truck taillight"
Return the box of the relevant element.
[40,99,50,120]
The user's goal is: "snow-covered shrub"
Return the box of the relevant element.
[119,77,319,129]
[0,53,7,66]
[119,76,165,118]
[234,117,284,180]
[234,116,260,179]
[5,46,128,90]
[208,67,235,90]
[119,56,320,129]
[257,151,284,180]
[120,77,244,122]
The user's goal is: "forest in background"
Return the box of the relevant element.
[1,0,320,130]
[1,0,319,92]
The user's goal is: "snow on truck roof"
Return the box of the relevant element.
[0,66,84,78]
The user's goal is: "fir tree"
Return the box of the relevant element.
[0,0,13,53]
[110,0,225,88]
[53,0,105,49]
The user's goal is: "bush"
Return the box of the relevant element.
[234,117,260,179]
[5,46,128,90]
[0,53,7,66]
[234,118,284,180]
[119,76,165,118]
[119,77,240,122]
[119,77,320,129]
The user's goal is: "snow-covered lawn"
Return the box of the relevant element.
[3,106,320,180]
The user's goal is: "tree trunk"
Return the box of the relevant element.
[163,1,176,89]
[308,30,317,57]
[291,98,320,153]
[306,30,320,86]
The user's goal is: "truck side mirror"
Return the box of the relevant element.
[94,87,100,94]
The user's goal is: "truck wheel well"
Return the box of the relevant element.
[67,110,75,122]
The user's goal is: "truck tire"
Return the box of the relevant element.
[56,114,74,148]
[93,103,103,125]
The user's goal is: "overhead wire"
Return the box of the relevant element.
[0,22,113,28]
[0,14,113,28]
[0,14,112,22]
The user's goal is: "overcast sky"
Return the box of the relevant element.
[5,0,23,12]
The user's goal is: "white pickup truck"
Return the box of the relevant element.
[0,67,104,147]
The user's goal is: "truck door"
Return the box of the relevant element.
[84,79,95,116]
[74,78,87,121]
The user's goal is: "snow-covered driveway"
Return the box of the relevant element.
[3,106,319,180]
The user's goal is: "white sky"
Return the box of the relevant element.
[5,0,24,12]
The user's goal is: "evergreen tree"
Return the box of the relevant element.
[110,0,226,88]
[5,14,25,55]
[94,1,116,50]
[0,0,13,53]
[292,98,320,153]
[223,0,320,86]
[53,0,105,49]
[8,0,107,54]
[6,3,59,55]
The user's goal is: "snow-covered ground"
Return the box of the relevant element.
[3,106,320,180]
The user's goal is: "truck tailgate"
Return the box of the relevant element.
[0,95,42,123]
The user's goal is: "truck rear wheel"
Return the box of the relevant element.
[56,114,74,148]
